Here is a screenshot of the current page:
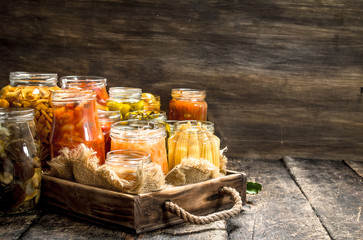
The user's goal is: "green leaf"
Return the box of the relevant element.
[246,181,262,194]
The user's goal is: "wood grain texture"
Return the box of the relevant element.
[136,171,246,233]
[227,158,331,240]
[0,0,363,160]
[283,157,363,240]
[135,221,228,240]
[0,212,39,240]
[41,175,137,229]
[345,161,363,178]
[20,212,127,240]
[41,171,246,233]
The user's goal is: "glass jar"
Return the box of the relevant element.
[110,120,168,174]
[128,110,167,124]
[106,87,144,119]
[167,121,220,171]
[97,109,121,156]
[165,120,179,139]
[60,76,109,110]
[141,93,160,111]
[0,72,60,167]
[105,149,151,182]
[50,89,105,165]
[0,108,41,215]
[169,88,207,121]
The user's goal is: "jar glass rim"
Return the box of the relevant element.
[106,149,151,164]
[97,109,121,121]
[0,108,34,121]
[111,119,165,139]
[10,72,58,86]
[174,120,214,133]
[171,88,206,99]
[60,76,107,87]
[128,110,167,121]
[109,87,142,99]
[51,89,96,103]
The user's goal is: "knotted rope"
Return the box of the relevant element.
[164,186,242,224]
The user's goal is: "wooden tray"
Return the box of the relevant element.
[41,170,247,234]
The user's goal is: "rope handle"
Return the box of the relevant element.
[164,186,242,225]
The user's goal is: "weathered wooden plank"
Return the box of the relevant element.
[283,157,363,240]
[0,0,362,160]
[134,221,228,240]
[20,212,127,240]
[0,212,39,240]
[345,161,363,178]
[227,158,330,240]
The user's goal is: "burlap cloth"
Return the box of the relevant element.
[47,144,228,193]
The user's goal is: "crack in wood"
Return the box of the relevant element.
[282,156,334,240]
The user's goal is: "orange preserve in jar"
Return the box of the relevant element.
[97,109,121,156]
[105,150,151,182]
[110,120,168,174]
[50,89,105,164]
[61,76,109,110]
[0,72,60,166]
[169,88,207,121]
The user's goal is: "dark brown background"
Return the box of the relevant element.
[0,0,362,160]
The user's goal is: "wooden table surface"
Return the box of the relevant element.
[1,157,362,240]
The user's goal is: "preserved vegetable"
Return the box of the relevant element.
[61,76,109,110]
[105,149,151,182]
[50,89,105,165]
[110,120,168,174]
[141,93,160,111]
[168,121,220,171]
[98,109,121,156]
[0,72,59,166]
[0,108,41,215]
[107,87,144,119]
[169,88,207,121]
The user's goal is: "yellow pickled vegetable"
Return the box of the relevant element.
[0,99,9,108]
[168,121,220,171]
[142,93,160,111]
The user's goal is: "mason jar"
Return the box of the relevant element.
[0,108,42,215]
[105,149,151,182]
[50,89,105,165]
[167,121,220,171]
[0,72,60,167]
[110,120,168,174]
[60,76,109,109]
[106,87,144,119]
[97,109,121,156]
[169,88,207,121]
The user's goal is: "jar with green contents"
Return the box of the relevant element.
[128,110,167,124]
[106,87,144,119]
